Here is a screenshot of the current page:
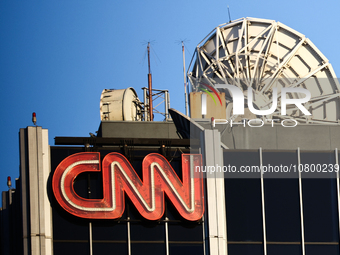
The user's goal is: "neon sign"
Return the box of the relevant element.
[52,152,204,221]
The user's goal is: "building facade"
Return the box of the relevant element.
[2,17,340,255]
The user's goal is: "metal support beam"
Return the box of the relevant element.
[259,148,267,255]
[335,148,340,255]
[202,129,227,255]
[19,127,53,255]
[54,137,194,147]
[297,147,306,255]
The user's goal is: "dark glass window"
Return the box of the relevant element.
[92,220,127,241]
[169,244,204,255]
[53,242,89,255]
[301,152,339,242]
[131,243,165,255]
[168,223,203,242]
[302,178,338,242]
[228,244,263,255]
[93,243,127,254]
[52,206,90,241]
[267,244,301,255]
[131,222,164,242]
[305,244,339,255]
[224,151,263,242]
[264,178,301,242]
[263,151,301,242]
[167,199,204,253]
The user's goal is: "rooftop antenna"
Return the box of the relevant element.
[176,39,190,116]
[147,42,153,121]
[181,40,189,116]
[227,5,232,23]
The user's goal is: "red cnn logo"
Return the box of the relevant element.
[52,152,204,221]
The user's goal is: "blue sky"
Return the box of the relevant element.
[0,0,340,194]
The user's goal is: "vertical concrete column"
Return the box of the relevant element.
[202,129,228,255]
[1,190,11,255]
[19,127,53,255]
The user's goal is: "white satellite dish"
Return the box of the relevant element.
[188,17,340,124]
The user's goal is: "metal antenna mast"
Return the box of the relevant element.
[147,42,153,121]
[182,41,189,116]
[227,5,231,23]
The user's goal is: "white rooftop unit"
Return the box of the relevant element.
[100,88,142,121]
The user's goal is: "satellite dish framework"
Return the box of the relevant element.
[188,17,340,124]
